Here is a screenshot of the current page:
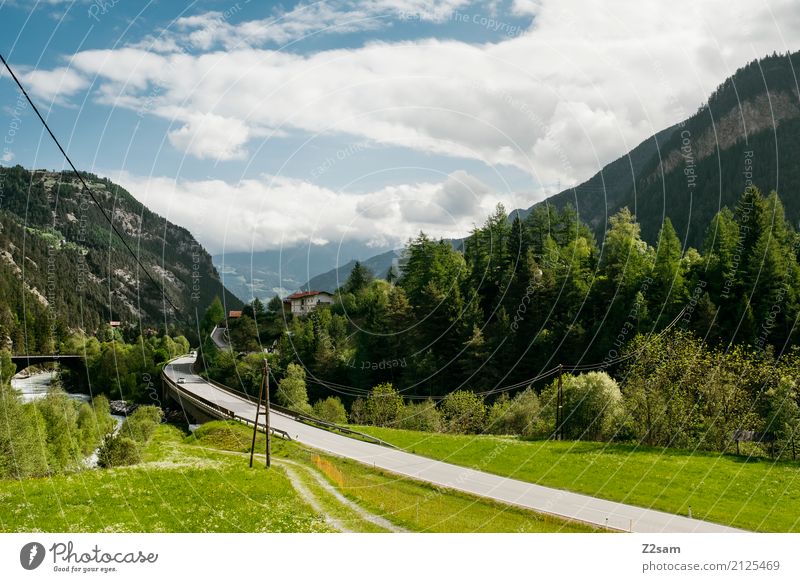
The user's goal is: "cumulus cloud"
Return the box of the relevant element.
[167,112,251,161]
[21,67,89,104]
[32,0,800,187]
[114,170,505,253]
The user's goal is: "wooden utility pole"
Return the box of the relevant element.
[556,364,564,441]
[249,358,271,468]
[264,359,271,468]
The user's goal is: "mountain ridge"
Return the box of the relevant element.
[0,164,241,349]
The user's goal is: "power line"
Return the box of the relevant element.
[0,53,186,326]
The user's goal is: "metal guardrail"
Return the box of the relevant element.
[161,359,291,441]
[269,402,397,449]
[195,365,397,449]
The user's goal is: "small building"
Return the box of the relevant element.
[286,290,334,315]
[228,310,243,319]
[109,321,121,328]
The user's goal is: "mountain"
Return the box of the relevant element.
[0,165,240,350]
[213,241,393,301]
[531,50,800,248]
[302,249,402,293]
[297,238,467,293]
[338,50,800,274]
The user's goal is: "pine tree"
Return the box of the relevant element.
[343,261,374,294]
[649,218,687,323]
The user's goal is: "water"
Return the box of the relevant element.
[11,371,90,404]
[12,371,126,469]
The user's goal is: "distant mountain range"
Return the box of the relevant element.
[212,241,395,300]
[0,165,240,344]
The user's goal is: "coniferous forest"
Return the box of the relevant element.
[204,185,800,459]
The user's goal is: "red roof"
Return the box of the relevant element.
[228,310,243,318]
[286,290,332,300]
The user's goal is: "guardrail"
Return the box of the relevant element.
[161,358,291,441]
[190,362,397,449]
[269,402,397,449]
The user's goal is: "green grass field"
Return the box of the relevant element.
[351,426,800,532]
[0,421,600,533]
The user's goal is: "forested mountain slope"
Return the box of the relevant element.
[0,165,241,351]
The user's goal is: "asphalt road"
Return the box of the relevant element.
[164,355,742,533]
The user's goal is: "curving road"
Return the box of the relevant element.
[164,355,742,533]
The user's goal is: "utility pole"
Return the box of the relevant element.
[556,364,564,441]
[264,358,271,468]
[249,358,271,468]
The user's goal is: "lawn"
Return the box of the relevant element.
[188,421,601,533]
[0,421,601,533]
[351,426,800,532]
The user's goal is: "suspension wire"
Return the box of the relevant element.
[0,54,187,328]
[2,53,694,401]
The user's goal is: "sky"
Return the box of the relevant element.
[1,0,800,256]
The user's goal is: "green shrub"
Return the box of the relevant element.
[541,371,624,441]
[312,396,347,424]
[120,405,163,444]
[77,402,101,456]
[276,363,312,414]
[35,389,82,472]
[486,389,549,437]
[441,390,486,434]
[97,435,141,468]
[365,383,404,427]
[398,399,442,432]
[0,386,48,479]
[349,397,367,424]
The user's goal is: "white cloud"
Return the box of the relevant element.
[114,170,506,253]
[39,0,800,186]
[21,67,89,104]
[167,112,251,161]
[135,0,475,54]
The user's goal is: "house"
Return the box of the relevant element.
[286,290,334,315]
[228,310,243,319]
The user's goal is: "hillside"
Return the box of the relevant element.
[214,240,392,301]
[532,50,800,247]
[302,249,401,293]
[0,165,241,350]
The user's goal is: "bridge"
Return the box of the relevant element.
[11,354,86,373]
[162,354,742,533]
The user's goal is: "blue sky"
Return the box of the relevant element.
[2,0,799,255]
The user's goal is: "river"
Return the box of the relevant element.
[11,371,91,404]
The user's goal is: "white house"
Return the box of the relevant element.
[286,290,335,315]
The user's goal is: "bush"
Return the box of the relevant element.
[486,389,548,437]
[120,405,163,444]
[77,402,101,456]
[365,383,404,427]
[97,435,141,468]
[541,371,624,441]
[349,398,367,424]
[0,385,48,479]
[312,396,347,424]
[77,396,118,456]
[36,389,82,472]
[276,363,312,414]
[398,399,442,432]
[441,390,486,434]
